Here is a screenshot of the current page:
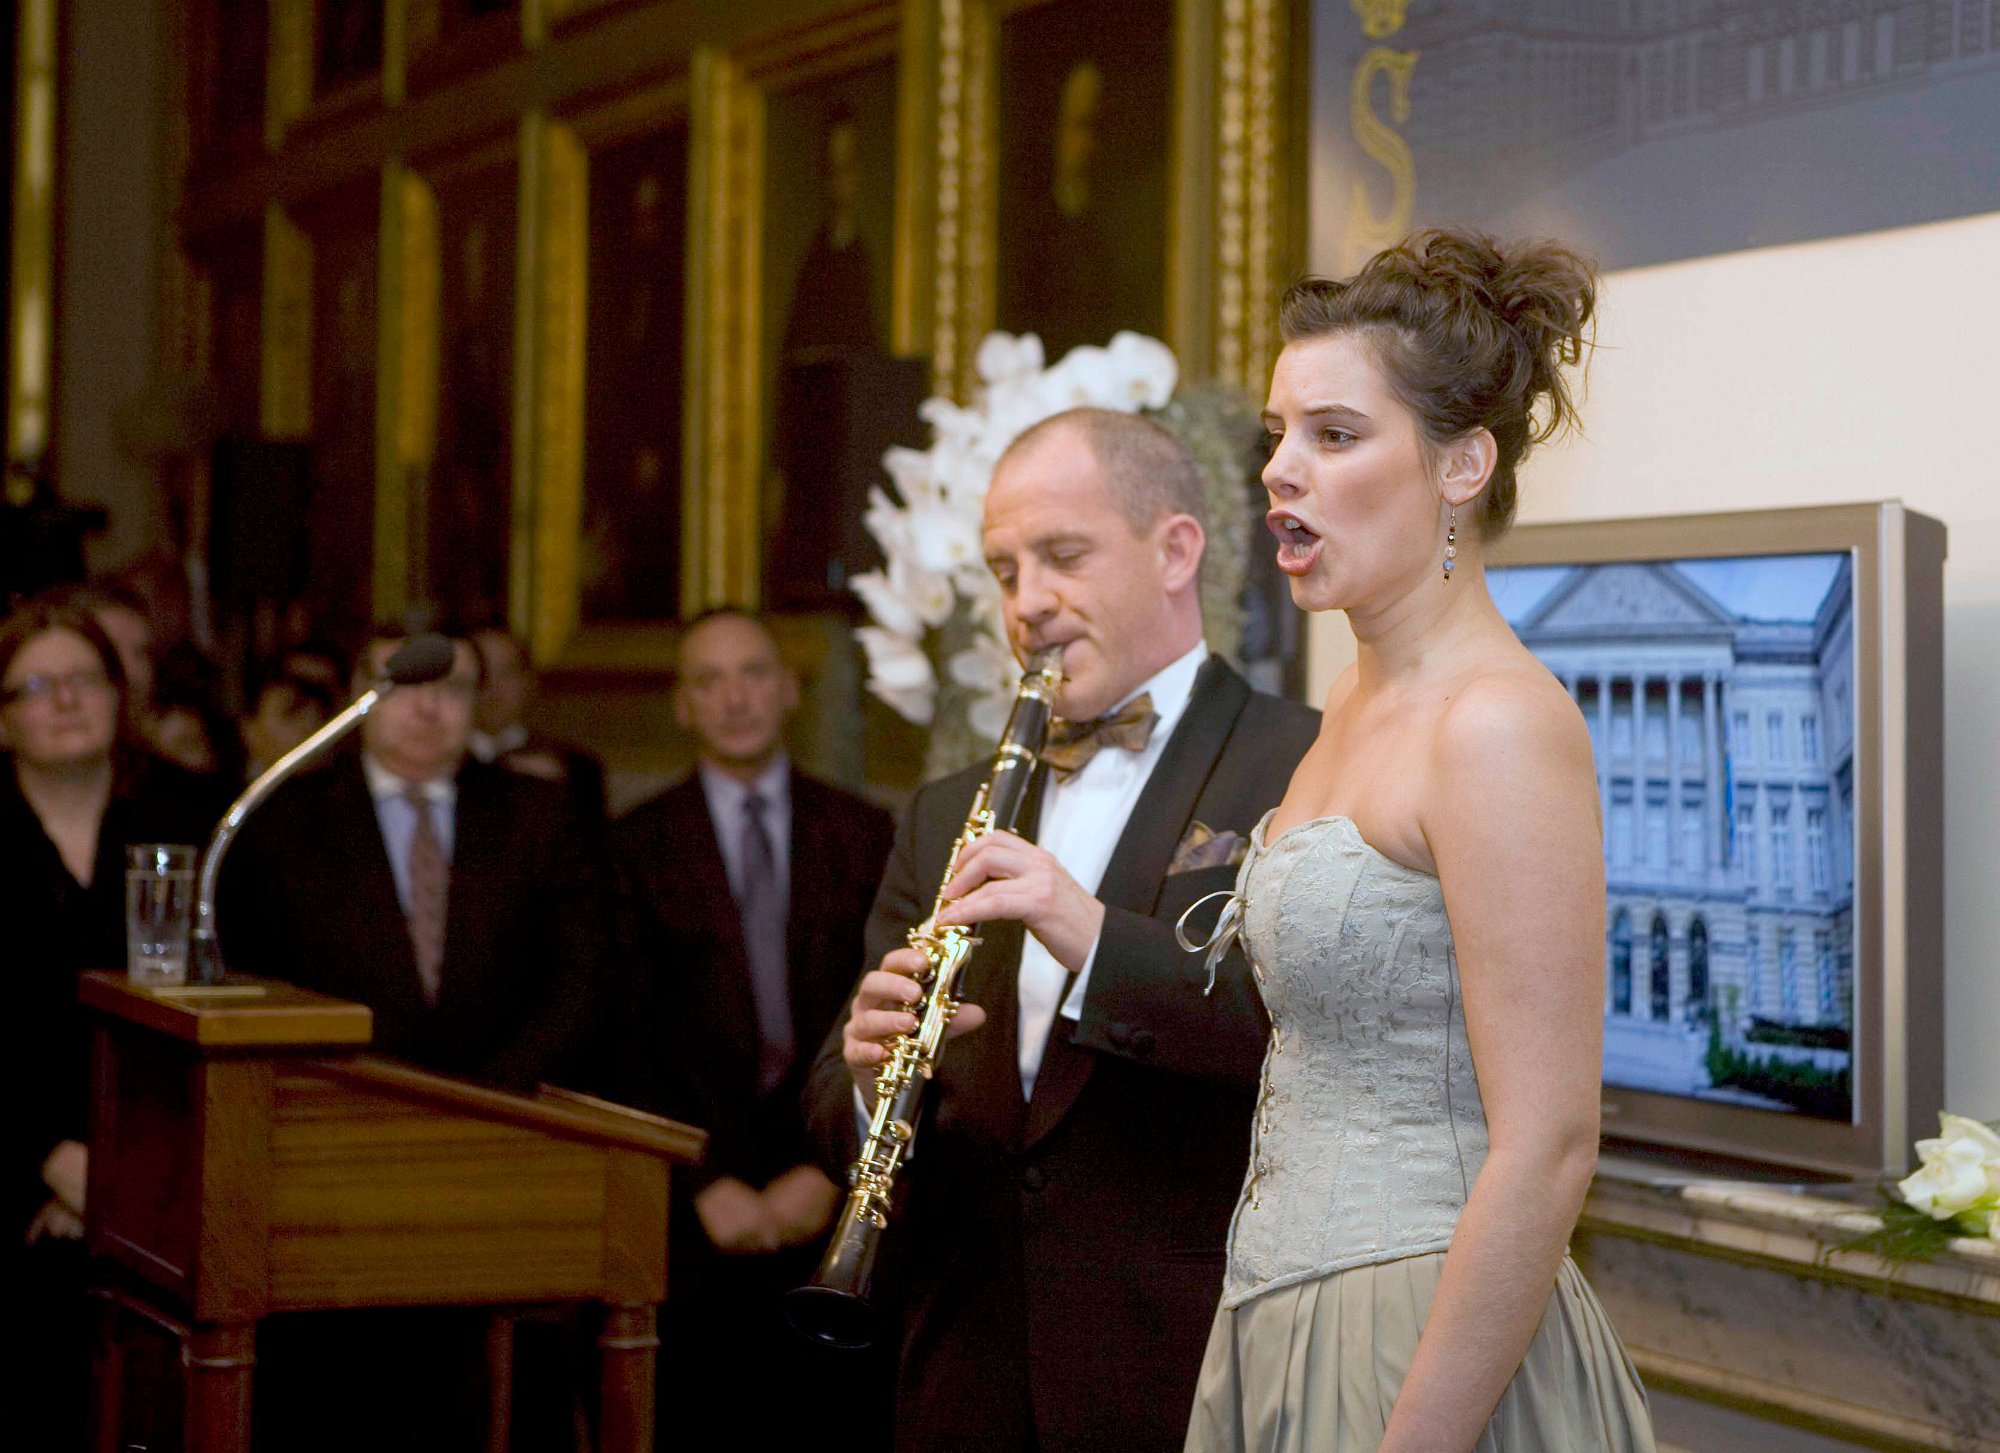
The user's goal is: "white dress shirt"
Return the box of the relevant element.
[1015,641,1207,1099]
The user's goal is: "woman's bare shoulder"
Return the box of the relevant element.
[1431,652,1593,787]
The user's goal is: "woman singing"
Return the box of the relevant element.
[1183,231,1655,1452]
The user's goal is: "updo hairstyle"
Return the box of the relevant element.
[1279,229,1597,540]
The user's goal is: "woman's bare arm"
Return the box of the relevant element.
[1377,669,1606,1453]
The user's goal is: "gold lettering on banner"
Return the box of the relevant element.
[1350,0,1410,42]
[1342,46,1417,273]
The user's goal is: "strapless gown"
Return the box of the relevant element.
[1182,813,1655,1453]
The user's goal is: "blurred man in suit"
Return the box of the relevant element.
[220,627,618,1452]
[469,623,607,825]
[806,409,1318,1453]
[223,628,614,1091]
[618,607,893,1449]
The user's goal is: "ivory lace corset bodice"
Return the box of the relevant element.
[1217,811,1487,1308]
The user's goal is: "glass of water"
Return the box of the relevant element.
[126,844,197,987]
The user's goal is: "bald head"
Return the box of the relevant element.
[997,408,1208,543]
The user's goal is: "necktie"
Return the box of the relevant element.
[404,786,449,1004]
[1040,693,1158,780]
[736,791,793,1093]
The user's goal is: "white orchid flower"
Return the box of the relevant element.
[905,498,986,576]
[857,625,938,725]
[975,331,1046,386]
[1106,331,1179,408]
[947,630,1016,693]
[966,686,1013,741]
[850,570,925,640]
[896,558,955,629]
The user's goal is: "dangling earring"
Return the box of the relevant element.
[1443,506,1457,583]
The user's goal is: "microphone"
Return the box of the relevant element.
[381,633,456,687]
[187,633,460,984]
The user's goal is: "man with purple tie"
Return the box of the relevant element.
[616,607,893,1449]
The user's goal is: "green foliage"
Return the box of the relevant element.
[1744,1017,1852,1051]
[1704,1022,1852,1118]
[1830,1188,1963,1268]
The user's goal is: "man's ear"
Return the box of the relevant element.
[671,686,692,732]
[779,667,801,714]
[1157,513,1206,594]
[1440,429,1498,510]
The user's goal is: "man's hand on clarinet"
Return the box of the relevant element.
[843,946,989,1097]
[937,829,1105,972]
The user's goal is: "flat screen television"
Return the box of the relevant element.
[1486,502,1945,1179]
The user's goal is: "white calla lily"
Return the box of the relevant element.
[1898,1112,2000,1231]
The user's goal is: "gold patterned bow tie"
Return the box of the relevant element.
[1041,694,1157,780]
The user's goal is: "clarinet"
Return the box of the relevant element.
[786,646,1064,1349]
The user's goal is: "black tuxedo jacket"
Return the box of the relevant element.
[804,658,1318,1453]
[617,768,893,1193]
[217,753,615,1093]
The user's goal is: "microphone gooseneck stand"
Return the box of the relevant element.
[188,634,458,985]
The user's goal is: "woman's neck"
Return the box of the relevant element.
[1347,556,1506,691]
[16,753,116,820]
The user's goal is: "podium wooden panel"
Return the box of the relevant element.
[79,971,705,1453]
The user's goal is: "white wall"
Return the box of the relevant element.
[1307,210,2000,1117]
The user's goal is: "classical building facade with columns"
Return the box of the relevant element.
[1506,557,1855,1106]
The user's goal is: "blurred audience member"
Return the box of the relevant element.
[152,640,241,779]
[469,623,606,823]
[618,607,894,1450]
[0,597,225,1449]
[240,659,337,779]
[219,625,620,1452]
[221,625,615,1088]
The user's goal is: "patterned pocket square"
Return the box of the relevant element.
[1168,821,1248,875]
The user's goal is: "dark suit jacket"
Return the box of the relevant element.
[804,658,1318,1453]
[490,729,607,827]
[218,753,615,1093]
[617,767,894,1195]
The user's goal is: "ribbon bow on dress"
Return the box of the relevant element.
[1175,889,1245,997]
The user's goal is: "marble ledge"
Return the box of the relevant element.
[1584,1166,2000,1309]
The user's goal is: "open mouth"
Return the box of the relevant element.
[1267,511,1325,577]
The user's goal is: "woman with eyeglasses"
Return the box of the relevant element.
[0,595,225,1446]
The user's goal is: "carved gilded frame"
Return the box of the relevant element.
[5,0,58,484]
[917,0,1299,401]
[524,5,908,671]
[235,0,1292,669]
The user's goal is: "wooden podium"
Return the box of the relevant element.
[79,972,705,1452]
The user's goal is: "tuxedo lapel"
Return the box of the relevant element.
[1023,659,1253,1148]
[1095,658,1251,918]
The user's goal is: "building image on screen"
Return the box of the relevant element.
[1491,552,1857,1121]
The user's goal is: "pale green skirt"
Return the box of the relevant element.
[1184,1253,1655,1453]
